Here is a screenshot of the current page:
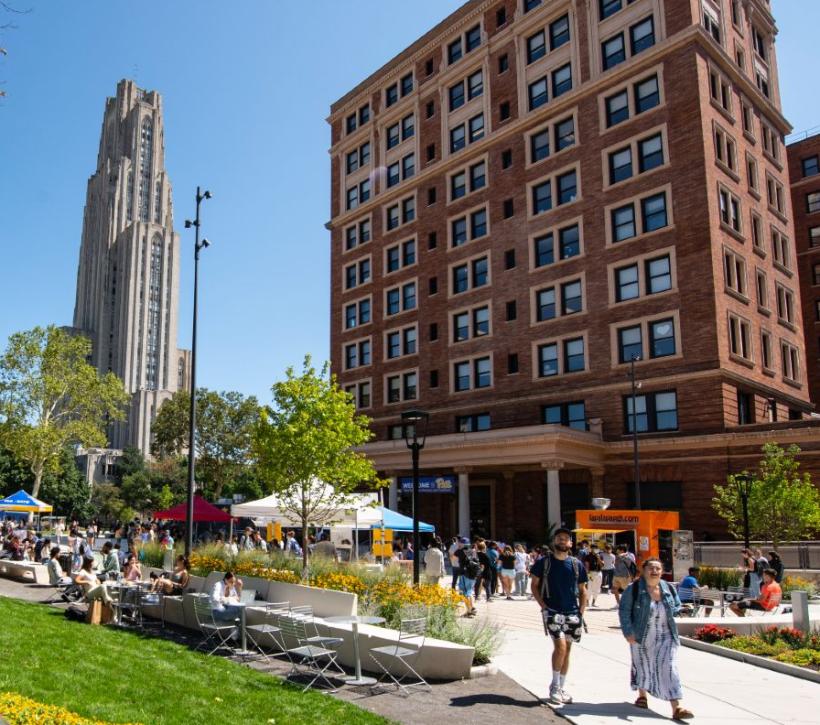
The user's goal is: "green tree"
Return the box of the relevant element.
[0,444,31,496]
[713,443,820,550]
[252,356,383,574]
[0,326,129,498]
[152,388,260,500]
[39,447,91,521]
[115,446,147,483]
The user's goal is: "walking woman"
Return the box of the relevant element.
[586,546,603,607]
[499,545,517,600]
[513,544,529,597]
[619,558,693,721]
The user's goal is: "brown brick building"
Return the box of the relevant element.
[787,134,820,406]
[328,0,820,544]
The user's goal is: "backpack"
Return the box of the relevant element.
[463,552,481,579]
[539,554,582,605]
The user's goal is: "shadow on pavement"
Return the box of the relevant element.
[559,701,668,720]
[449,693,543,708]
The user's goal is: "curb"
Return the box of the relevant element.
[681,636,820,684]
[469,662,498,678]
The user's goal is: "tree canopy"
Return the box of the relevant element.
[252,356,383,573]
[0,326,129,498]
[151,388,260,500]
[713,443,820,550]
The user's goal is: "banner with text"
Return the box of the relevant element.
[399,475,456,493]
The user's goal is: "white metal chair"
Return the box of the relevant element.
[192,594,240,655]
[289,604,344,650]
[277,613,346,692]
[369,617,431,696]
[245,600,289,662]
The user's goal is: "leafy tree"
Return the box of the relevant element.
[120,469,154,514]
[0,444,30,496]
[39,447,91,521]
[89,482,126,524]
[152,388,260,500]
[713,443,820,550]
[252,356,383,574]
[115,446,147,483]
[0,325,129,498]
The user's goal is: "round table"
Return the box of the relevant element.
[324,615,386,686]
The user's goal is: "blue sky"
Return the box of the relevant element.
[0,0,816,402]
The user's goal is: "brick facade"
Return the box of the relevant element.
[328,0,820,543]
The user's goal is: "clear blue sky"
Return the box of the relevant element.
[0,0,816,403]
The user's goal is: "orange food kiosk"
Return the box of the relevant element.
[574,509,680,571]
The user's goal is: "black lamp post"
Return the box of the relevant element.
[630,355,641,509]
[183,186,212,557]
[402,409,429,586]
[735,472,754,550]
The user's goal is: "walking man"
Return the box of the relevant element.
[530,528,588,705]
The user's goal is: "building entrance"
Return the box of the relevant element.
[470,485,492,539]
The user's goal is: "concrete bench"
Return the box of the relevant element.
[0,560,50,584]
[137,567,473,679]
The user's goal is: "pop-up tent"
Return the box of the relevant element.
[152,495,232,523]
[369,507,435,533]
[0,490,53,514]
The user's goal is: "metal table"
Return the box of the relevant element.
[232,602,252,657]
[324,615,386,686]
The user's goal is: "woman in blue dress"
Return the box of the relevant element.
[619,557,693,721]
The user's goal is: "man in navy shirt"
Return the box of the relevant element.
[530,528,588,706]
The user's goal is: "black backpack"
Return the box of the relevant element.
[539,554,582,604]
[463,552,481,579]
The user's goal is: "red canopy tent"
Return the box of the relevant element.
[152,495,233,523]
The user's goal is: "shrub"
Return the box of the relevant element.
[720,635,789,657]
[696,566,742,590]
[774,648,820,668]
[137,542,169,569]
[693,624,735,643]
[780,576,817,600]
[0,692,141,725]
[423,605,502,666]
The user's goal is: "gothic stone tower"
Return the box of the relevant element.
[73,79,190,455]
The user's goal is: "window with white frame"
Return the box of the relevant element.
[344,218,371,252]
[344,338,371,370]
[451,255,489,294]
[609,189,669,244]
[447,23,482,65]
[755,270,769,311]
[452,304,490,342]
[780,341,799,383]
[709,67,733,115]
[344,380,371,410]
[775,284,795,325]
[449,159,486,202]
[723,248,747,297]
[534,278,584,322]
[529,115,576,164]
[346,179,371,211]
[718,186,741,234]
[450,207,488,247]
[714,124,737,174]
[344,257,371,290]
[453,356,492,391]
[385,196,416,232]
[533,222,581,268]
[765,174,785,216]
[450,113,485,153]
[385,238,416,274]
[728,314,753,361]
[624,390,678,432]
[531,167,578,215]
[771,228,790,270]
[385,325,418,359]
[344,296,371,330]
[386,371,418,403]
[604,72,660,129]
[601,15,655,72]
[448,69,484,112]
[537,336,586,377]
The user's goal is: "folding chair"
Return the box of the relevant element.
[192,594,240,655]
[245,601,289,663]
[369,617,431,696]
[277,614,346,692]
[289,604,343,650]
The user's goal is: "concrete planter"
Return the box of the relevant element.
[681,637,820,684]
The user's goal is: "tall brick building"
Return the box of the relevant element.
[328,0,820,543]
[787,134,820,406]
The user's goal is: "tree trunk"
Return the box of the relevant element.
[31,464,43,498]
[301,513,309,580]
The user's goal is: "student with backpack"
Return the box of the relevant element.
[455,538,479,616]
[530,528,588,705]
[613,546,638,604]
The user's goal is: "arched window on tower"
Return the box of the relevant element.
[139,118,153,222]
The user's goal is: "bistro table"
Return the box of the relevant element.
[324,615,386,686]
[232,601,253,657]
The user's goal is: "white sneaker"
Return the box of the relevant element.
[560,688,573,704]
[548,685,563,704]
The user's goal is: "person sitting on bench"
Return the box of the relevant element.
[74,557,113,605]
[150,555,190,595]
[730,568,781,617]
[47,546,73,586]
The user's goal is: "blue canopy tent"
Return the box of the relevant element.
[0,490,53,514]
[371,506,434,533]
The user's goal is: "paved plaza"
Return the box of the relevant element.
[475,589,820,724]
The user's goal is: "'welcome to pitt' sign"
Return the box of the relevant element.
[399,475,456,493]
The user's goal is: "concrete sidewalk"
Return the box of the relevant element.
[476,590,819,725]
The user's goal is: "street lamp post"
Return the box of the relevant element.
[735,473,754,550]
[183,186,212,557]
[402,409,429,586]
[630,355,641,510]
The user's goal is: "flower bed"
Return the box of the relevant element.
[692,625,820,671]
[0,692,141,725]
[188,547,501,665]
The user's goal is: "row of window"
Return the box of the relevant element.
[726,315,802,383]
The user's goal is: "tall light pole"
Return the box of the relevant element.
[183,186,212,556]
[735,473,753,550]
[630,355,641,509]
[402,409,429,586]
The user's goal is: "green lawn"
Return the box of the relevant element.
[0,597,389,725]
